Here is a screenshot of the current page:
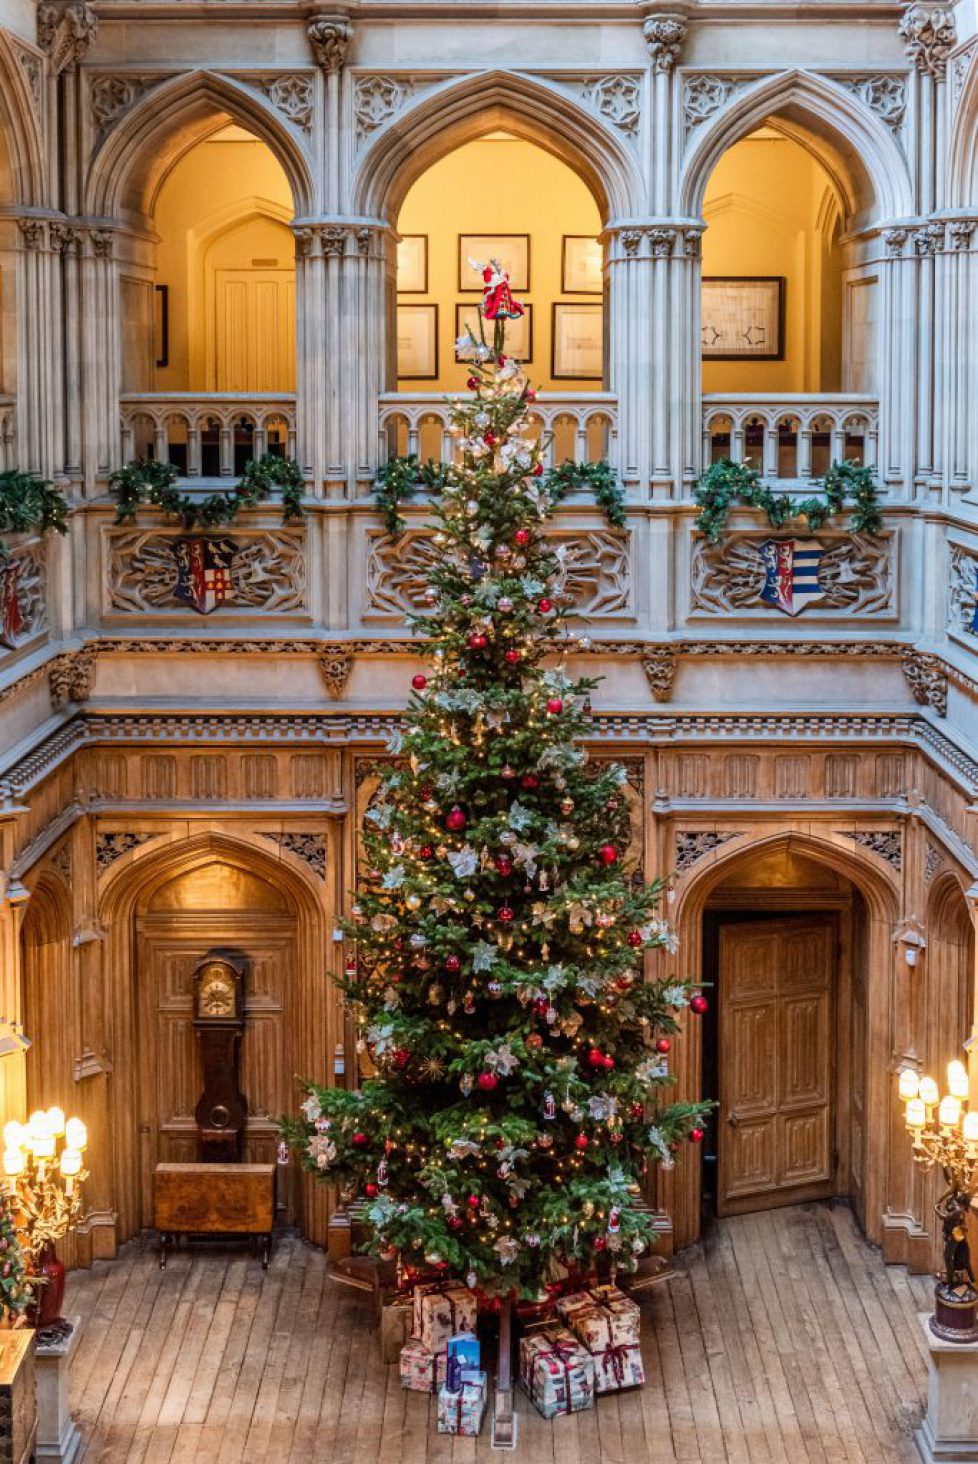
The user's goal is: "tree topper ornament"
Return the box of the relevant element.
[473,257,525,322]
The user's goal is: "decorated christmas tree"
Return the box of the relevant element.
[284,265,709,1307]
[0,1195,32,1326]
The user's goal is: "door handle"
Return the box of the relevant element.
[726,1112,740,1127]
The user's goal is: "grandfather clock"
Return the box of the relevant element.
[192,951,247,1162]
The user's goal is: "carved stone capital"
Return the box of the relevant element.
[947,220,977,251]
[307,16,352,73]
[49,648,96,709]
[37,1,98,75]
[882,226,909,257]
[898,5,956,80]
[643,13,688,73]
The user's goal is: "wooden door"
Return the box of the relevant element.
[214,269,295,391]
[135,912,296,1229]
[718,915,837,1215]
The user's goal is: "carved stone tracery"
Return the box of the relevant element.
[837,829,903,870]
[262,832,327,878]
[675,830,738,873]
[579,75,642,136]
[105,531,307,617]
[691,534,894,619]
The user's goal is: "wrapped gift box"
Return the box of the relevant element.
[413,1282,478,1355]
[379,1296,413,1364]
[398,1338,449,1392]
[446,1331,480,1391]
[518,1325,595,1419]
[593,1341,646,1395]
[557,1284,641,1351]
[437,1375,487,1436]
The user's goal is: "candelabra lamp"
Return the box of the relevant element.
[900,1061,978,1342]
[1,1108,88,1335]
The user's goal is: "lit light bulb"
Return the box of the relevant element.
[1,1122,24,1151]
[31,1133,55,1160]
[59,1148,82,1177]
[948,1061,970,1100]
[45,1107,66,1138]
[963,1112,978,1145]
[898,1069,920,1102]
[905,1098,926,1130]
[919,1077,940,1108]
[27,1109,49,1147]
[1,1149,24,1178]
[939,1095,961,1128]
[64,1117,87,1151]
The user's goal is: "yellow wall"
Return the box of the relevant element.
[152,126,294,392]
[396,135,603,393]
[701,129,843,394]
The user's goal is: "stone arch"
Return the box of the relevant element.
[948,53,978,208]
[0,34,46,206]
[98,830,332,1248]
[664,829,900,1251]
[85,70,316,220]
[352,69,646,223]
[680,69,913,225]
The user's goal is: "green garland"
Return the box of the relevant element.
[0,470,68,559]
[110,453,305,529]
[375,455,626,534]
[693,457,882,544]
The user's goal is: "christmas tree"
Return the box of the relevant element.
[284,266,710,1302]
[0,1195,32,1325]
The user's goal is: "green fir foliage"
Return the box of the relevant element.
[0,1196,31,1323]
[283,333,711,1299]
[693,456,883,544]
[0,471,68,560]
[110,453,305,529]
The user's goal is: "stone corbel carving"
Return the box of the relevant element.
[307,16,353,73]
[640,648,677,702]
[49,648,96,710]
[320,646,353,697]
[902,650,948,717]
[898,5,956,80]
[643,13,688,73]
[37,2,98,75]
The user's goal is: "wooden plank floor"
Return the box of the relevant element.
[64,1202,933,1463]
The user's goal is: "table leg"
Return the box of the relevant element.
[261,1234,271,1270]
[159,1233,169,1271]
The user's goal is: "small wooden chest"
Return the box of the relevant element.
[0,1329,36,1464]
[153,1162,275,1269]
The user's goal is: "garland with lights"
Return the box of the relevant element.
[282,306,710,1302]
[693,456,882,544]
[0,470,68,560]
[109,453,305,530]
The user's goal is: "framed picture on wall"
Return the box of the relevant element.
[397,303,439,379]
[562,235,603,294]
[396,234,428,294]
[701,276,785,360]
[458,235,530,292]
[154,284,169,369]
[455,303,533,362]
[551,302,603,380]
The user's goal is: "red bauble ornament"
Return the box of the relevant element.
[351,1131,368,1147]
[393,1047,411,1069]
[514,529,530,547]
[546,698,564,715]
[484,432,497,447]
[497,906,515,923]
[419,785,434,801]
[537,598,553,614]
[364,1182,379,1199]
[504,649,520,665]
[593,1235,607,1251]
[526,389,537,402]
[468,632,488,651]
[411,673,427,690]
[629,1101,644,1120]
[656,1037,671,1054]
[448,1214,464,1231]
[446,807,467,831]
[690,994,708,1015]
[419,845,433,859]
[587,1048,604,1069]
[526,1033,543,1049]
[495,856,514,876]
[467,1194,480,1209]
[598,844,619,865]
[574,1133,589,1151]
[444,955,461,973]
[466,376,480,390]
[627,931,643,948]
[477,1071,498,1091]
[690,1127,705,1144]
[601,1054,615,1072]
[533,997,549,1017]
[520,773,540,791]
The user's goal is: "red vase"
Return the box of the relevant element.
[32,1242,65,1329]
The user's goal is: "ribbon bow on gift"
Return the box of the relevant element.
[600,1343,632,1387]
[533,1337,583,1414]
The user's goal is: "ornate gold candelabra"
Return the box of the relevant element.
[900,1061,978,1342]
[1,1109,88,1333]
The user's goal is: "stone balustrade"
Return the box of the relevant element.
[378,392,619,472]
[120,394,297,479]
[702,393,879,482]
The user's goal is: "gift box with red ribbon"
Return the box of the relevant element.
[555,1285,644,1393]
[518,1324,595,1418]
[412,1281,478,1355]
[398,1337,449,1392]
[436,1374,487,1435]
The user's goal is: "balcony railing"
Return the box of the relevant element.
[120,393,297,478]
[379,392,619,471]
[702,393,879,481]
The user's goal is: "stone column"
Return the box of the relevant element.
[876,227,915,496]
[15,220,64,480]
[939,218,976,497]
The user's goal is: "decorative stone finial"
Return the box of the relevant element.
[307,16,353,73]
[643,13,687,73]
[37,1,97,75]
[898,5,956,80]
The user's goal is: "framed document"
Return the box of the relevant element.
[396,235,428,294]
[397,304,439,379]
[701,276,785,360]
[455,303,533,362]
[551,302,603,380]
[458,235,530,292]
[562,235,603,294]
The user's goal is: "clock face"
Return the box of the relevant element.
[196,962,237,1018]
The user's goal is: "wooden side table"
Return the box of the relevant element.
[0,1329,36,1464]
[153,1162,276,1269]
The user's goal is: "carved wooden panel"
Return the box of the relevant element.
[718,915,836,1215]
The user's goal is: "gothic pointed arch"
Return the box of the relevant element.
[0,32,46,206]
[352,69,646,222]
[680,69,913,224]
[948,52,978,208]
[85,69,317,220]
